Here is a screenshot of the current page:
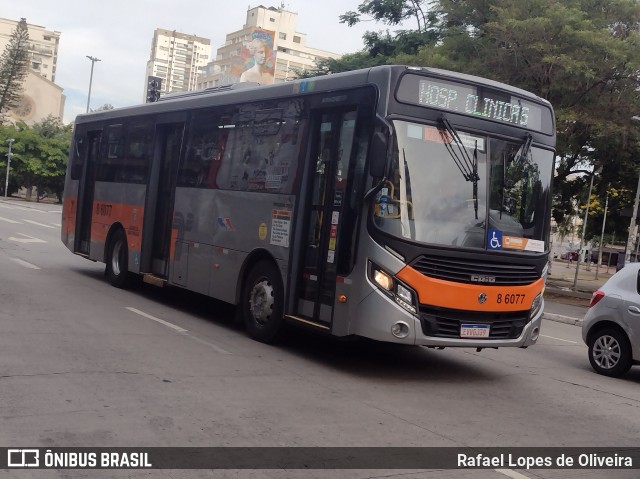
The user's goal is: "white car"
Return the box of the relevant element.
[582,262,640,377]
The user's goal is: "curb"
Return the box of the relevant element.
[542,312,583,326]
[545,286,593,300]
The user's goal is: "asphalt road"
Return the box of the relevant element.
[1,199,639,479]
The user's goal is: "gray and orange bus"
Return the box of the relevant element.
[62,65,555,348]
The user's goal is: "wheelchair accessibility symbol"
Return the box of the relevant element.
[488,229,502,250]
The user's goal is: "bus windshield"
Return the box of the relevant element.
[373,120,554,253]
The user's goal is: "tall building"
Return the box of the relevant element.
[144,29,211,99]
[197,5,340,89]
[0,17,65,124]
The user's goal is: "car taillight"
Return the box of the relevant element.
[589,291,605,308]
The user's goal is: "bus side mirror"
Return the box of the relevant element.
[369,132,388,178]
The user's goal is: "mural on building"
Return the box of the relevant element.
[232,29,275,85]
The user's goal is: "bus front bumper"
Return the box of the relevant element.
[351,288,541,348]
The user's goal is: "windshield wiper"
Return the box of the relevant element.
[501,133,534,218]
[439,116,480,219]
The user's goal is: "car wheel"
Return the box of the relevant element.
[241,260,285,343]
[106,229,132,289]
[588,328,632,377]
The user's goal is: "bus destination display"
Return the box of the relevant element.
[396,74,552,134]
[419,80,529,127]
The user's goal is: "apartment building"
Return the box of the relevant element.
[197,5,340,89]
[0,17,60,82]
[144,29,211,99]
[0,17,64,124]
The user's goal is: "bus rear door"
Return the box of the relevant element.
[75,130,101,255]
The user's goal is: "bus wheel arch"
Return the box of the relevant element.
[238,252,285,343]
[105,224,132,289]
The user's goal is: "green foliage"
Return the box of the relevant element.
[0,118,71,201]
[336,0,640,244]
[0,18,30,123]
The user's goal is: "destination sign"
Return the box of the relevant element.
[396,74,553,134]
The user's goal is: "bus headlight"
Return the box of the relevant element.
[373,269,393,291]
[396,283,413,304]
[369,262,418,315]
[530,293,543,319]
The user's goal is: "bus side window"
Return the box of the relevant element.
[96,124,124,182]
[178,110,227,189]
[122,120,154,184]
[70,137,85,180]
[215,98,306,194]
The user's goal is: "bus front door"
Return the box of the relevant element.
[75,131,101,255]
[295,109,358,327]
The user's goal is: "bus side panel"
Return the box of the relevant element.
[61,181,79,252]
[89,182,146,273]
[170,188,294,304]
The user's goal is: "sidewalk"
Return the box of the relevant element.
[542,259,612,326]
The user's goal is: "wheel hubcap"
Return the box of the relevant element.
[593,335,621,370]
[112,240,123,276]
[249,279,274,326]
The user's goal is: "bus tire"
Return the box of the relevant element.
[106,229,132,289]
[241,260,285,343]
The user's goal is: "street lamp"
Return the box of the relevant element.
[625,171,640,265]
[4,138,14,199]
[85,55,101,113]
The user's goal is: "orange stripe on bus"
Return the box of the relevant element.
[91,201,145,253]
[396,264,544,312]
[62,197,77,237]
[170,228,178,261]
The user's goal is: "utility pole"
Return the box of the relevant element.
[573,172,595,291]
[595,191,608,280]
[625,171,640,266]
[4,138,15,199]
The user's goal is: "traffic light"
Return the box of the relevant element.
[146,76,162,103]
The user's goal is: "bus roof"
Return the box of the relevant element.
[74,65,552,125]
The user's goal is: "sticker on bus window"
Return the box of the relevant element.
[488,229,502,250]
[503,236,545,253]
[331,211,340,225]
[327,250,335,264]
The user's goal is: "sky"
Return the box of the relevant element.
[3,1,395,124]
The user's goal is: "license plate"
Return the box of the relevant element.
[460,324,490,338]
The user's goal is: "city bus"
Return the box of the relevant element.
[61,65,555,348]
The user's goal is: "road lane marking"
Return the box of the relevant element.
[51,223,62,227]
[540,334,578,344]
[125,307,232,354]
[0,216,22,224]
[10,258,41,269]
[496,469,531,479]
[23,219,57,229]
[126,307,188,332]
[8,233,47,243]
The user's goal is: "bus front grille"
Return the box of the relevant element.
[411,255,539,286]
[419,306,531,339]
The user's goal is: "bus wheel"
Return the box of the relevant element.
[106,229,131,289]
[242,260,285,343]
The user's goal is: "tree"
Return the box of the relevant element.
[0,18,30,123]
[390,0,640,232]
[0,118,71,202]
